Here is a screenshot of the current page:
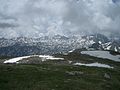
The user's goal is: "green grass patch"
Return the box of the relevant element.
[0,64,120,90]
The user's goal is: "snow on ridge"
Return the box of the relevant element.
[46,57,64,60]
[74,62,113,69]
[115,47,118,52]
[4,56,31,64]
[106,45,111,50]
[38,55,53,58]
[4,55,64,64]
[69,49,75,53]
[38,55,64,60]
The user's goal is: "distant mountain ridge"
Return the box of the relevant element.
[0,34,119,56]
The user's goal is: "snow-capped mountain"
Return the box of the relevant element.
[0,34,119,56]
[103,41,120,52]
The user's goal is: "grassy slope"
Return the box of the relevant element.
[0,51,120,90]
[0,64,120,90]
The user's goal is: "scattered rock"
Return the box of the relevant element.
[68,61,72,64]
[66,71,84,76]
[104,73,111,79]
[51,89,55,90]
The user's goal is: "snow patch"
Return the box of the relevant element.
[4,56,31,64]
[4,55,64,64]
[68,61,72,64]
[81,51,120,62]
[106,45,111,50]
[74,62,113,69]
[99,41,102,44]
[69,49,75,53]
[46,57,64,60]
[115,47,118,52]
[38,55,64,60]
[90,40,95,44]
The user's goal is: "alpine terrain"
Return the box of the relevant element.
[0,0,120,90]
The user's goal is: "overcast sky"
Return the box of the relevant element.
[0,0,120,38]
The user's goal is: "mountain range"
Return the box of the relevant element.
[0,34,119,56]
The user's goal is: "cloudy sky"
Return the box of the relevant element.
[0,0,120,38]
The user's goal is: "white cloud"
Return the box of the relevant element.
[0,0,120,38]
